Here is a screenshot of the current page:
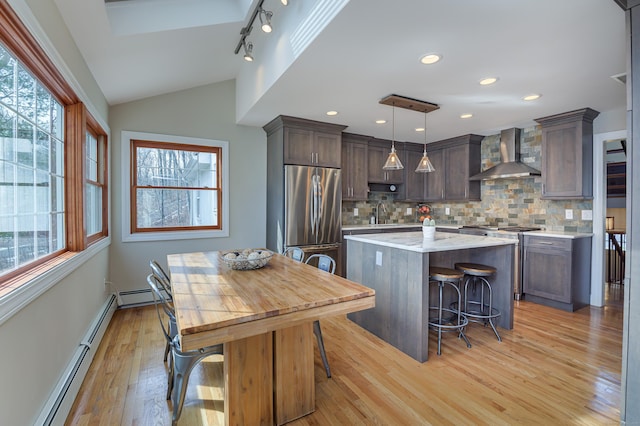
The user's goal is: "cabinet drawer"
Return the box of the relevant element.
[524,236,572,251]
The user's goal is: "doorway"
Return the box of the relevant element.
[592,130,627,307]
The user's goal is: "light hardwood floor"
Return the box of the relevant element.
[66,295,623,425]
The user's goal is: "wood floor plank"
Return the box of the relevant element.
[66,297,622,425]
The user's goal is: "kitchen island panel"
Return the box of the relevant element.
[347,241,429,362]
[345,232,515,362]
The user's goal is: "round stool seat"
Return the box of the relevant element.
[454,262,496,277]
[429,266,463,282]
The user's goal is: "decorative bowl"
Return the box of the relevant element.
[220,249,274,270]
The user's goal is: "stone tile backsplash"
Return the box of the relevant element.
[342,125,594,233]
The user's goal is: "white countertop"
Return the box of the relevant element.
[343,231,517,253]
[342,223,422,231]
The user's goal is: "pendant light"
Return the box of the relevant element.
[382,104,404,170]
[415,112,435,173]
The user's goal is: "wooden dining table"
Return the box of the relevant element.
[167,250,375,425]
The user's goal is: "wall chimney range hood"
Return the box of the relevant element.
[469,128,541,180]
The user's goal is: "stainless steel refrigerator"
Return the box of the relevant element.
[267,165,342,267]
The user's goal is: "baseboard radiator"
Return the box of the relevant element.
[35,293,118,425]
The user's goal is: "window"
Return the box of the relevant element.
[0,44,66,275]
[0,2,109,287]
[86,123,108,243]
[122,131,228,242]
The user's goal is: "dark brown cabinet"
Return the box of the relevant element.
[368,139,404,184]
[522,235,592,312]
[263,115,347,168]
[415,134,482,202]
[535,108,600,199]
[341,133,369,200]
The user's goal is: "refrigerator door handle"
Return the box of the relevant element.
[311,174,319,236]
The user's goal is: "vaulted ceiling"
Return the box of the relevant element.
[54,0,626,143]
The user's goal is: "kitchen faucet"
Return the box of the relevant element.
[376,201,387,225]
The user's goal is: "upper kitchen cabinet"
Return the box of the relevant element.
[342,133,370,200]
[368,139,404,184]
[410,134,481,202]
[444,137,482,201]
[535,108,600,199]
[263,115,347,168]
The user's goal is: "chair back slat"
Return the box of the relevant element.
[146,273,175,344]
[305,254,336,274]
[150,260,173,298]
[283,247,305,262]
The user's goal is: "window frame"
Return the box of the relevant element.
[85,117,108,244]
[121,130,229,242]
[0,2,110,293]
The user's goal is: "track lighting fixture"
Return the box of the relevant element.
[259,8,273,33]
[243,41,254,62]
[234,0,288,60]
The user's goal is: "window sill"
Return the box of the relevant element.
[0,237,111,326]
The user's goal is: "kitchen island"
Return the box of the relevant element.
[344,231,517,362]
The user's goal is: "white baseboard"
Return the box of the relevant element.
[35,294,117,425]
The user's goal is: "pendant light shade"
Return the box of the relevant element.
[415,112,435,173]
[382,105,404,170]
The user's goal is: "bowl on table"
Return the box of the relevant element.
[219,249,274,270]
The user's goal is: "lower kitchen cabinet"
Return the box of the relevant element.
[522,234,592,312]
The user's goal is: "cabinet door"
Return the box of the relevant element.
[314,131,341,168]
[541,122,581,198]
[444,144,470,200]
[523,244,571,303]
[350,142,369,199]
[424,149,444,201]
[284,127,315,166]
[404,148,426,201]
[342,141,369,200]
[367,145,387,183]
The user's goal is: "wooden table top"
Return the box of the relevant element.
[167,251,375,351]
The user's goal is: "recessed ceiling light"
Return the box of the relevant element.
[415,127,425,132]
[326,110,338,116]
[376,119,387,124]
[479,77,499,86]
[523,94,541,101]
[460,113,473,119]
[420,53,442,65]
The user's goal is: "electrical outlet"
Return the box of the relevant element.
[353,207,359,217]
[565,209,573,220]
[445,207,450,215]
[376,251,382,266]
[406,207,412,215]
[582,209,593,220]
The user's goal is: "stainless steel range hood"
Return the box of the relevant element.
[469,128,541,180]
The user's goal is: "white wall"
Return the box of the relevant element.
[0,2,111,424]
[108,79,267,297]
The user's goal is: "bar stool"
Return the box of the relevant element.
[454,262,502,342]
[428,266,471,355]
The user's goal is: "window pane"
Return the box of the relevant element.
[51,100,63,141]
[16,64,35,120]
[86,132,97,181]
[35,131,49,172]
[16,117,33,167]
[0,46,16,109]
[36,83,51,131]
[136,146,216,189]
[86,183,101,235]
[136,188,217,228]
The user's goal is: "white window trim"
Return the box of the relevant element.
[121,130,229,242]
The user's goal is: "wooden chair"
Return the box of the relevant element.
[304,254,336,377]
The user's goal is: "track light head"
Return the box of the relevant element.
[281,0,288,5]
[243,41,254,62]
[259,8,273,33]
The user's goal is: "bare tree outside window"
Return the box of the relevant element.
[131,140,221,233]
